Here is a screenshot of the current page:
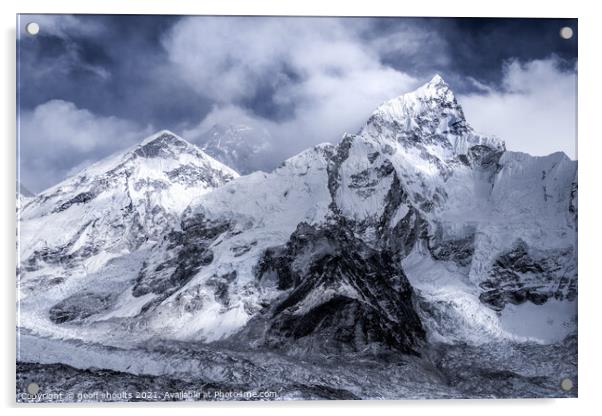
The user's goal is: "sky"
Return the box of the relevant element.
[17,15,578,193]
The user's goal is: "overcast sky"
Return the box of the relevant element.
[17,15,577,192]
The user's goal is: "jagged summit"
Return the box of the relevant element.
[134,130,199,160]
[360,75,505,159]
[368,74,460,126]
[59,129,239,185]
[428,73,446,85]
[415,74,455,101]
[139,129,189,146]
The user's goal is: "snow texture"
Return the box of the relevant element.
[17,76,577,401]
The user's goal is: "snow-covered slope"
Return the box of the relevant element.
[199,123,274,174]
[171,75,577,347]
[18,130,238,303]
[17,77,577,360]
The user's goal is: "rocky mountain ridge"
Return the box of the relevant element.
[17,77,577,395]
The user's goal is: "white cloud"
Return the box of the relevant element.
[370,25,450,68]
[184,105,272,139]
[166,17,419,158]
[183,64,414,165]
[459,57,577,159]
[163,17,393,102]
[19,100,152,192]
[168,19,576,162]
[20,18,576,194]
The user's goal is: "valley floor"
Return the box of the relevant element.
[16,333,577,402]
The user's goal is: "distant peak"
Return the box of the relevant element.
[139,130,188,146]
[203,122,272,139]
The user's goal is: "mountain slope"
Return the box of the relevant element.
[17,76,577,362]
[169,75,577,347]
[18,130,238,303]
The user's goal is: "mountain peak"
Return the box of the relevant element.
[133,130,203,160]
[366,74,461,130]
[412,74,454,102]
[427,74,447,87]
[360,75,506,158]
[139,130,189,147]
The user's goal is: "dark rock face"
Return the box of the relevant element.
[348,160,395,192]
[166,164,235,188]
[479,240,577,311]
[324,136,353,215]
[380,207,425,262]
[375,171,429,262]
[255,222,425,355]
[569,178,578,226]
[23,220,100,273]
[133,133,189,159]
[53,191,97,213]
[206,271,238,307]
[49,292,117,324]
[427,225,476,267]
[466,144,505,169]
[132,214,230,298]
[49,171,119,215]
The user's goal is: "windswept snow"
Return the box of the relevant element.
[17,76,577,400]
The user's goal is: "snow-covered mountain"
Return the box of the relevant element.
[17,76,577,399]
[142,74,575,349]
[198,123,274,174]
[18,130,238,304]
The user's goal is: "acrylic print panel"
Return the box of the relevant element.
[16,14,578,402]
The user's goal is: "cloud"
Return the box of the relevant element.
[182,63,416,166]
[369,22,451,71]
[184,105,271,138]
[19,100,152,192]
[174,19,576,167]
[17,16,578,191]
[163,17,390,102]
[20,15,112,84]
[458,57,577,159]
[166,17,418,160]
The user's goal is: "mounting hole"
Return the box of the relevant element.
[25,22,40,36]
[560,378,574,391]
[560,27,574,40]
[27,382,40,394]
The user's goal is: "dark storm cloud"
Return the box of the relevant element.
[360,17,577,93]
[17,15,577,192]
[18,14,211,130]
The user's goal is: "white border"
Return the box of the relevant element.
[2,1,600,415]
